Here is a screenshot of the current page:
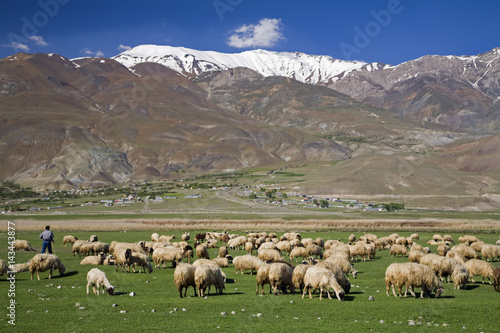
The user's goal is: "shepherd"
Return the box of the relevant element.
[39,225,54,254]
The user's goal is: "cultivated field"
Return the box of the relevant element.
[1,227,499,333]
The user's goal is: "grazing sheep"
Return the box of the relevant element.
[450,244,479,259]
[80,253,105,265]
[395,237,407,246]
[234,255,265,275]
[194,264,225,297]
[315,260,351,294]
[289,246,308,262]
[259,242,277,250]
[218,246,228,258]
[497,240,500,245]
[408,250,426,263]
[389,244,408,258]
[315,238,325,248]
[301,238,316,248]
[151,233,159,242]
[153,246,186,269]
[228,236,248,250]
[302,266,344,301]
[464,259,494,284]
[306,244,323,259]
[324,239,340,250]
[446,250,466,265]
[258,249,284,262]
[269,262,295,295]
[292,263,311,294]
[323,247,350,261]
[458,235,480,245]
[212,257,230,268]
[112,242,149,255]
[256,263,272,295]
[29,254,65,280]
[452,264,469,290]
[62,235,78,247]
[481,244,500,262]
[349,243,368,261]
[14,240,35,251]
[196,244,210,259]
[493,267,500,292]
[365,243,376,258]
[385,262,443,299]
[432,234,443,242]
[114,248,132,273]
[437,244,450,257]
[470,241,486,252]
[174,263,197,298]
[409,243,423,252]
[275,241,292,255]
[89,235,98,242]
[443,235,454,244]
[324,256,358,279]
[181,232,190,242]
[72,240,88,256]
[410,233,420,240]
[86,268,114,295]
[206,239,218,249]
[129,252,153,273]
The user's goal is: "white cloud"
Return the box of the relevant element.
[81,47,104,57]
[2,42,30,52]
[227,18,284,48]
[28,36,48,46]
[117,44,131,52]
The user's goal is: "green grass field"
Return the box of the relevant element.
[1,230,499,333]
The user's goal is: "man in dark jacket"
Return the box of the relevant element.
[39,225,54,254]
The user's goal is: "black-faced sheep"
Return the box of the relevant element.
[29,254,65,280]
[62,235,78,247]
[181,232,190,242]
[14,240,35,251]
[348,234,356,244]
[194,264,225,297]
[233,254,264,275]
[464,259,494,284]
[89,235,98,242]
[174,263,197,298]
[302,266,344,301]
[86,268,114,295]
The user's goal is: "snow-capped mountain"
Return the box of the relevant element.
[112,44,389,85]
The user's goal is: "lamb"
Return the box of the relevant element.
[129,252,153,273]
[493,267,500,292]
[289,246,308,262]
[86,268,114,295]
[481,244,500,262]
[196,244,210,259]
[258,249,284,262]
[80,253,105,265]
[89,235,98,242]
[114,248,132,273]
[29,254,65,280]
[194,264,225,297]
[389,244,407,258]
[324,256,358,279]
[269,262,295,295]
[14,240,35,251]
[151,233,159,242]
[302,266,344,301]
[174,263,197,298]
[255,263,272,295]
[464,259,494,284]
[62,235,78,247]
[452,264,469,290]
[233,255,264,275]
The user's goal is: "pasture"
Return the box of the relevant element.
[1,229,499,333]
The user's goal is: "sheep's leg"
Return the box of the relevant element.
[326,288,332,300]
[86,282,90,295]
[37,270,41,281]
[256,283,260,295]
[308,286,313,299]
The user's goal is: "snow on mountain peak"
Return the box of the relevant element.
[112,44,388,85]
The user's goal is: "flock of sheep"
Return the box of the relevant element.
[2,231,500,301]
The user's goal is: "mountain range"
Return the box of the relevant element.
[1,45,499,209]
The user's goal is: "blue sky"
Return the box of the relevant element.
[1,0,499,64]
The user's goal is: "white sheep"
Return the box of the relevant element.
[306,244,323,259]
[450,244,479,259]
[86,268,114,295]
[452,264,469,290]
[348,234,356,244]
[269,262,295,295]
[408,250,425,263]
[8,262,31,276]
[258,249,284,262]
[89,235,98,242]
[62,235,78,247]
[289,246,308,262]
[228,236,248,250]
[151,233,159,242]
[464,259,494,284]
[292,263,310,294]
[481,244,500,262]
[389,244,408,258]
[14,240,35,251]
[159,234,176,242]
[114,248,132,273]
[349,243,368,261]
[234,255,264,275]
[315,260,351,294]
[174,263,197,298]
[196,244,210,259]
[181,232,190,242]
[470,241,487,252]
[324,256,358,279]
[218,246,228,258]
[255,263,272,295]
[302,266,344,301]
[385,262,443,298]
[194,264,225,297]
[437,244,450,257]
[152,246,186,269]
[80,253,105,265]
[29,254,66,280]
[72,240,89,256]
[458,235,480,245]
